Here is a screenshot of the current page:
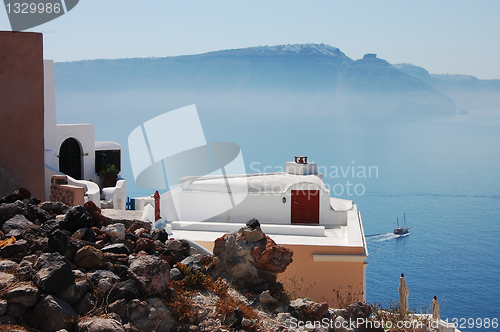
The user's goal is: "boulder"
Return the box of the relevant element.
[38,201,69,215]
[77,317,126,332]
[48,229,83,260]
[75,292,95,316]
[35,294,78,332]
[0,239,28,259]
[74,245,106,270]
[0,193,24,204]
[0,259,18,271]
[6,302,26,318]
[104,223,126,242]
[250,235,293,273]
[108,279,140,303]
[128,298,174,332]
[128,254,170,296]
[0,271,15,289]
[33,252,75,295]
[15,259,35,280]
[59,280,90,304]
[290,298,329,318]
[151,228,168,243]
[0,200,25,224]
[180,256,205,274]
[3,282,40,307]
[62,205,93,233]
[213,225,293,287]
[108,299,128,322]
[102,243,130,255]
[2,214,34,238]
[87,269,120,286]
[134,238,154,253]
[22,224,49,253]
[41,218,63,235]
[0,299,7,315]
[84,200,108,227]
[25,203,51,223]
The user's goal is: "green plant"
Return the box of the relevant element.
[97,163,119,179]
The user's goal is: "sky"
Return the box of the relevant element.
[1,0,500,79]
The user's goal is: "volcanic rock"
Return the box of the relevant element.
[35,294,78,332]
[128,254,170,296]
[33,252,75,295]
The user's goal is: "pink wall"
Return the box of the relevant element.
[0,31,45,199]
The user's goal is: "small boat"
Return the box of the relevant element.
[394,213,410,235]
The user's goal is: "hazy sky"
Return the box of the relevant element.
[1,0,499,79]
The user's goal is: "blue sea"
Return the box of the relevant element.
[57,94,499,331]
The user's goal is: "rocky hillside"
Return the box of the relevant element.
[0,188,382,332]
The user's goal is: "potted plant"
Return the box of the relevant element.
[98,163,120,188]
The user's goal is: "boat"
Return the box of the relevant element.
[394,213,410,235]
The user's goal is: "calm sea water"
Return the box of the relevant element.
[58,94,499,331]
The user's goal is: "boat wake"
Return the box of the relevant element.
[365,232,410,255]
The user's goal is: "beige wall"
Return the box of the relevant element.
[196,240,365,307]
[0,31,45,199]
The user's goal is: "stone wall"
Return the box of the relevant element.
[50,175,84,206]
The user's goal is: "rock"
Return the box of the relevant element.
[259,290,278,305]
[38,201,69,215]
[128,254,170,296]
[59,280,90,304]
[74,245,106,270]
[2,214,34,238]
[70,228,86,240]
[115,239,135,253]
[77,317,126,332]
[0,193,24,204]
[84,200,108,227]
[102,243,130,255]
[169,267,183,281]
[127,221,151,233]
[105,223,126,241]
[0,271,15,289]
[35,294,78,332]
[108,279,140,303]
[22,224,49,253]
[151,228,168,243]
[6,302,26,317]
[1,239,28,259]
[180,256,205,274]
[0,200,25,224]
[33,252,75,295]
[3,282,40,307]
[62,205,94,233]
[87,269,120,285]
[75,292,95,316]
[290,298,329,318]
[81,228,97,242]
[96,278,114,298]
[15,259,35,279]
[343,301,372,321]
[48,229,83,260]
[108,299,128,322]
[0,259,18,271]
[0,314,17,325]
[128,298,174,332]
[239,219,265,242]
[251,235,293,273]
[104,253,129,265]
[41,218,63,235]
[25,203,50,223]
[0,299,7,315]
[125,232,139,242]
[134,238,154,253]
[166,239,182,251]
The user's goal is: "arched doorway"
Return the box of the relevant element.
[59,138,82,180]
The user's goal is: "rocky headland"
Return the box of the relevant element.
[0,188,381,332]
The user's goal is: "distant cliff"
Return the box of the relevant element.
[54,44,464,120]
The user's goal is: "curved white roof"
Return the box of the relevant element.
[95,141,121,151]
[179,172,327,194]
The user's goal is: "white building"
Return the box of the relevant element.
[159,156,369,305]
[43,60,126,209]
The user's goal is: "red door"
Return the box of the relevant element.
[291,190,319,224]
